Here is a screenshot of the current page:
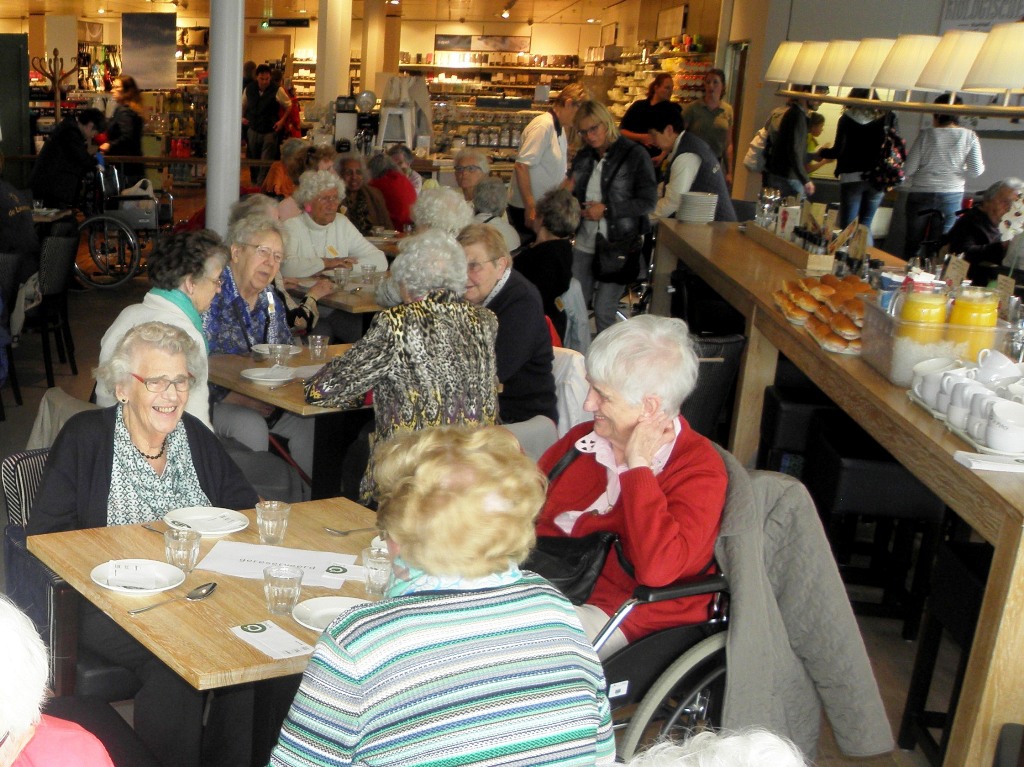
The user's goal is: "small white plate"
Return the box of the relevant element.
[251,344,301,357]
[91,559,186,594]
[296,278,319,289]
[164,507,249,536]
[292,596,369,631]
[241,367,294,386]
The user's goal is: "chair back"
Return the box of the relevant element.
[0,251,20,307]
[552,347,592,437]
[1,448,49,527]
[681,334,746,440]
[27,387,99,450]
[37,236,79,296]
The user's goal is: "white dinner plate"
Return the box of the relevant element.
[291,363,326,379]
[241,367,295,386]
[164,507,249,536]
[251,343,301,357]
[292,596,369,631]
[91,559,186,594]
[296,278,319,289]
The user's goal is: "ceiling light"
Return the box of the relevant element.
[586,17,600,23]
[501,9,510,18]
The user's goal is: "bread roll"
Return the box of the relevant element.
[830,312,861,340]
[791,290,819,313]
[809,284,836,302]
[820,274,843,288]
[842,297,865,326]
[847,337,862,353]
[820,332,850,353]
[782,302,810,325]
[783,280,803,299]
[814,302,834,324]
[798,276,821,292]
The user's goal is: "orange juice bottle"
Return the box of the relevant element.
[948,287,999,361]
[898,287,948,345]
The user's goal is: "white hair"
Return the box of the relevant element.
[293,169,346,207]
[626,730,807,767]
[473,177,509,217]
[412,187,475,236]
[0,596,49,743]
[453,148,490,175]
[390,229,468,299]
[586,315,699,414]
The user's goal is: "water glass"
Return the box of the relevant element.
[359,264,377,283]
[164,529,201,574]
[256,500,291,545]
[308,335,328,362]
[263,564,303,615]
[266,343,291,367]
[362,546,391,597]
[332,266,352,288]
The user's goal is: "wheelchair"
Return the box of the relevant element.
[76,165,174,289]
[596,570,730,761]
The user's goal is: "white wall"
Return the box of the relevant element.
[399,20,595,56]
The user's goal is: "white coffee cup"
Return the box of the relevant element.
[986,400,1024,453]
[968,392,1001,442]
[947,382,986,430]
[935,368,976,414]
[975,349,1020,384]
[1003,381,1024,403]
[914,361,965,410]
[911,357,959,394]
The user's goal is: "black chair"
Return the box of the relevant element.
[802,411,946,640]
[730,198,756,222]
[681,334,746,442]
[22,235,81,388]
[0,251,24,420]
[44,696,162,767]
[756,384,840,476]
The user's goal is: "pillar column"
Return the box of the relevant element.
[317,0,352,107]
[206,0,244,236]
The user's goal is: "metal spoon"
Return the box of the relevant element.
[323,526,377,537]
[128,582,217,616]
[142,524,164,535]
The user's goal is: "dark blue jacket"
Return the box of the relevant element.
[568,135,657,241]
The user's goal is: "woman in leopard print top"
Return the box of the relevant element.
[305,229,498,502]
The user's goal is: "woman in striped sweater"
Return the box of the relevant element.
[269,426,615,767]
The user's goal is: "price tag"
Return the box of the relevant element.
[232,621,314,659]
[945,256,969,287]
[996,275,1015,308]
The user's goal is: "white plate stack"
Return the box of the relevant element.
[677,192,718,224]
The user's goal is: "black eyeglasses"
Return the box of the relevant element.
[454,165,482,174]
[131,373,195,393]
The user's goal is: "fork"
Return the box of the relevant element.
[323,526,377,537]
[269,378,302,391]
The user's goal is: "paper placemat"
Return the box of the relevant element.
[196,541,358,588]
[231,621,314,659]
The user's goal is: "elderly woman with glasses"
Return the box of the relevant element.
[96,229,227,428]
[453,148,490,202]
[26,324,259,767]
[306,229,498,503]
[0,597,115,767]
[536,315,726,658]
[336,153,393,235]
[281,169,387,279]
[269,427,615,767]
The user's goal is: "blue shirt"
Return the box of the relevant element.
[203,266,290,354]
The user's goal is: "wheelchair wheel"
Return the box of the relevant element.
[77,215,141,288]
[616,631,727,761]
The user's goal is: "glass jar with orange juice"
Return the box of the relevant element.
[898,284,948,345]
[948,287,999,360]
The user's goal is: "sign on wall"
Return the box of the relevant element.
[122,13,176,90]
[434,34,531,52]
[940,0,1024,31]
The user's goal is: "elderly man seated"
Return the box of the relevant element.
[457,223,557,457]
[944,177,1022,282]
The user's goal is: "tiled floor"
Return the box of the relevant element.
[0,194,951,764]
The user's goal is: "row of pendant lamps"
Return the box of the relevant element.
[765,22,1024,106]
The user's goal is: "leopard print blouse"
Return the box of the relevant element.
[305,289,499,500]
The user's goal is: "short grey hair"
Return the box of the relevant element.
[228,194,279,229]
[412,187,474,236]
[981,177,1024,203]
[536,188,580,238]
[226,213,285,249]
[454,148,490,175]
[367,152,398,179]
[0,596,49,743]
[293,169,346,207]
[390,229,468,299]
[94,321,203,393]
[586,315,699,414]
[386,144,415,163]
[473,177,509,217]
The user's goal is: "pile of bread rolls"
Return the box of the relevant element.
[772,274,872,354]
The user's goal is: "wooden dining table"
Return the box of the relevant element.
[27,497,379,690]
[652,220,1024,767]
[206,344,372,499]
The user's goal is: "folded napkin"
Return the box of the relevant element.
[954,450,1024,472]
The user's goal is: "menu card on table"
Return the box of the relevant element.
[196,541,358,588]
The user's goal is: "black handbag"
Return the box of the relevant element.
[593,232,644,284]
[524,448,635,605]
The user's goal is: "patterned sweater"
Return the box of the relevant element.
[305,290,499,499]
[268,573,616,767]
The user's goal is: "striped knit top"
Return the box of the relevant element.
[268,573,616,767]
[904,125,984,193]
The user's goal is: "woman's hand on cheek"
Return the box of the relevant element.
[625,411,674,469]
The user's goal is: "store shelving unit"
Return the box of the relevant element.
[399,61,581,103]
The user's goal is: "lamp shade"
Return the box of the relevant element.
[812,40,860,87]
[873,34,941,90]
[917,30,988,92]
[964,22,1024,93]
[787,41,829,86]
[765,41,803,83]
[840,38,895,88]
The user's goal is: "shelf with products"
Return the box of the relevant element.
[604,47,712,118]
[430,102,542,154]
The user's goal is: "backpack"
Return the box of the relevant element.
[742,107,787,173]
[863,112,906,192]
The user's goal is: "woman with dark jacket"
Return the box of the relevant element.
[99,75,145,187]
[567,100,657,333]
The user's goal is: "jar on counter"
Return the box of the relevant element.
[898,284,949,346]
[948,287,1000,361]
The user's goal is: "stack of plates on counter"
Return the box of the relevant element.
[677,192,718,224]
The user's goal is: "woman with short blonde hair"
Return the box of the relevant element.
[269,426,615,767]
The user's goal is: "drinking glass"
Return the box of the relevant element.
[308,335,328,362]
[263,564,303,615]
[362,546,391,597]
[267,344,292,367]
[948,287,999,361]
[164,529,201,574]
[256,500,291,545]
[897,285,948,346]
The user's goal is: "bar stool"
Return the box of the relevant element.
[375,106,415,150]
[898,540,992,766]
[756,384,839,475]
[802,410,946,640]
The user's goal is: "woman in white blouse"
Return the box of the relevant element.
[280,170,387,278]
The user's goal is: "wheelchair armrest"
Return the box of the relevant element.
[114,194,156,202]
[633,572,729,603]
[4,525,82,696]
